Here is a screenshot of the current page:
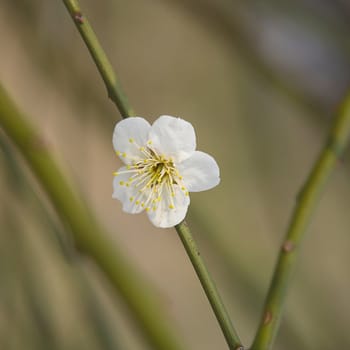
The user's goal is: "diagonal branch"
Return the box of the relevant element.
[175,222,243,350]
[251,95,350,350]
[62,0,134,118]
[61,0,243,348]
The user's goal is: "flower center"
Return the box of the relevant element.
[115,142,188,212]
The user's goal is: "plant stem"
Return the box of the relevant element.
[62,0,134,118]
[0,84,184,350]
[60,0,244,348]
[176,222,243,350]
[251,95,350,350]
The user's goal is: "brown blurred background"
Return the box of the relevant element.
[1,1,350,349]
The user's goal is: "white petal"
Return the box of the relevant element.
[149,115,196,162]
[147,185,190,228]
[113,117,151,164]
[112,167,145,214]
[177,151,220,192]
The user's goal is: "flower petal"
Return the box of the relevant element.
[147,185,190,228]
[112,167,145,214]
[149,115,196,162]
[113,117,151,164]
[177,151,220,192]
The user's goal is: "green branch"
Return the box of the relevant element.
[251,95,350,350]
[0,84,183,350]
[62,0,134,118]
[176,222,243,350]
[60,0,243,348]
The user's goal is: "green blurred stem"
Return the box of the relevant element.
[62,0,134,118]
[176,222,243,350]
[60,0,244,348]
[1,137,124,350]
[0,84,184,350]
[251,95,350,350]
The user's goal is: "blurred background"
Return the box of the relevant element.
[1,0,350,349]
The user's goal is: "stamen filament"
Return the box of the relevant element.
[116,144,187,213]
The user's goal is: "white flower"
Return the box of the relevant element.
[112,115,220,228]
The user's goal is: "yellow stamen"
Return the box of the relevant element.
[116,144,186,213]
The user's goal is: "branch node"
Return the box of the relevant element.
[282,240,294,253]
[263,311,273,325]
[74,12,84,24]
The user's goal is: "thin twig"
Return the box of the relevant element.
[62,0,134,118]
[60,0,244,348]
[176,222,243,350]
[251,95,350,350]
